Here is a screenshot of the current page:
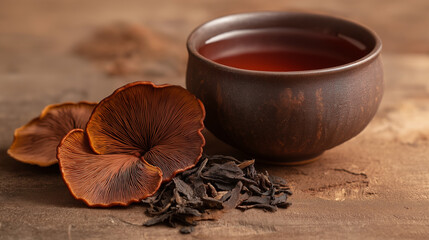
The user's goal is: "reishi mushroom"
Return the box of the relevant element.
[57,82,205,206]
[57,129,163,207]
[7,102,96,166]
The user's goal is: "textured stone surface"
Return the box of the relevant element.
[1,0,429,239]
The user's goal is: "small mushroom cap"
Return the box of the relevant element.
[57,129,162,207]
[86,81,205,181]
[7,102,96,166]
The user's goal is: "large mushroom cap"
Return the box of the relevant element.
[58,129,162,207]
[7,102,96,166]
[86,81,205,181]
[57,82,205,207]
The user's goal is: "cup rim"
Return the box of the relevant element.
[187,11,382,76]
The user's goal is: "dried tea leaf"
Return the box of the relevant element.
[142,155,291,234]
[237,204,278,212]
[191,177,207,198]
[180,226,194,234]
[202,162,244,183]
[271,193,288,206]
[238,160,255,169]
[277,202,292,209]
[207,182,217,197]
[213,182,235,191]
[214,191,228,201]
[248,185,264,195]
[243,196,271,205]
[173,178,194,200]
[176,206,201,217]
[270,175,288,186]
[222,181,243,209]
[244,163,257,180]
[201,197,223,209]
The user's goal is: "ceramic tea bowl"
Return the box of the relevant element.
[186,11,383,164]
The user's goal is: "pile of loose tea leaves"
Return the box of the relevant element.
[142,155,292,234]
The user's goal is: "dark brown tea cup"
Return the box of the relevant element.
[186,12,383,164]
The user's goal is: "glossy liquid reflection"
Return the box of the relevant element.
[199,28,369,72]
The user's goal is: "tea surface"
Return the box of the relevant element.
[199,28,369,71]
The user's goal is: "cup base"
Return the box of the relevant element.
[256,151,324,165]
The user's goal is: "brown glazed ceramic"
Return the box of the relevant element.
[186,12,383,164]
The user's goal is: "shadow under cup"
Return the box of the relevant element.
[186,12,383,164]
